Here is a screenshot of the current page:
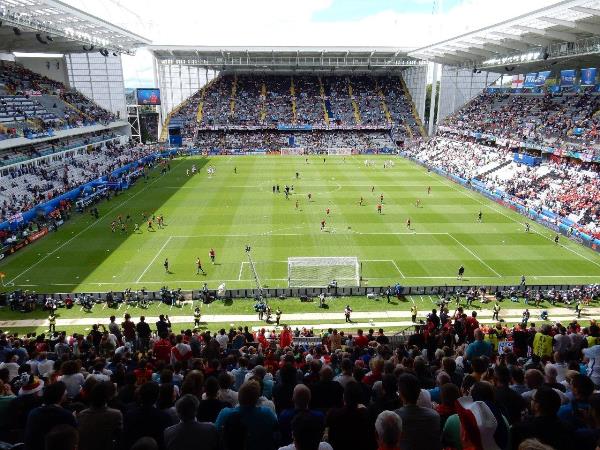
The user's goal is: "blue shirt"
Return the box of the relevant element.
[465,340,492,360]
[215,405,278,450]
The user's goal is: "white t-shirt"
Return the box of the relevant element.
[216,334,230,349]
[59,373,85,398]
[583,345,600,385]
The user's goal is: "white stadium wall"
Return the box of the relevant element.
[155,61,217,119]
[436,65,499,126]
[402,65,427,124]
[66,53,127,119]
[15,56,69,86]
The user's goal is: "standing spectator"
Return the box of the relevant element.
[198,377,230,422]
[465,329,492,360]
[231,357,250,391]
[164,394,219,450]
[310,366,343,411]
[279,384,325,445]
[136,316,152,352]
[278,412,333,450]
[77,381,123,450]
[44,424,79,450]
[394,373,441,450]
[25,382,76,450]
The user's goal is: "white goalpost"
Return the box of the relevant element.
[287,256,360,287]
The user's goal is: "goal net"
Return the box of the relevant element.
[288,256,360,287]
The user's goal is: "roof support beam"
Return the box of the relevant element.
[539,17,600,35]
[480,37,530,51]
[512,25,577,42]
[493,31,550,47]
[571,6,600,17]
[457,47,495,57]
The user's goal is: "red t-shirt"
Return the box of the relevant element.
[354,335,369,348]
[153,338,172,363]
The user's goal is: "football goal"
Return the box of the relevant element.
[287,256,360,288]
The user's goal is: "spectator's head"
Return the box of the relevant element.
[375,410,403,449]
[343,381,363,408]
[440,382,460,408]
[131,437,158,450]
[218,371,233,390]
[532,387,561,417]
[544,365,558,384]
[204,376,219,399]
[238,380,261,407]
[138,382,160,407]
[518,439,556,450]
[494,365,511,386]
[181,370,204,399]
[45,424,78,450]
[43,381,66,405]
[341,358,353,374]
[571,374,595,402]
[319,365,334,382]
[291,411,326,450]
[175,394,199,422]
[293,384,311,410]
[511,367,525,385]
[398,373,420,405]
[90,381,115,408]
[436,371,451,387]
[473,329,484,341]
[525,369,544,389]
[461,374,477,396]
[470,381,495,403]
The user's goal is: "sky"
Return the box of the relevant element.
[64,0,559,88]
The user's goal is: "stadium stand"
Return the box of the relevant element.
[171,74,423,150]
[2,301,600,449]
[0,62,117,141]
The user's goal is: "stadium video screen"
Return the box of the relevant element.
[136,88,161,105]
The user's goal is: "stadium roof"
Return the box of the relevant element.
[148,46,426,72]
[0,0,150,55]
[409,0,600,70]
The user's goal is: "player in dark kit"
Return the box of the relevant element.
[164,258,170,273]
[457,265,465,280]
[477,211,482,222]
[196,258,206,275]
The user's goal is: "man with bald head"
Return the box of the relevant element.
[278,384,325,445]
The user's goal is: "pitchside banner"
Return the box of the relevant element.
[524,73,538,88]
[561,69,576,86]
[581,68,597,86]
[535,71,551,86]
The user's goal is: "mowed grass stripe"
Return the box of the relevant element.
[0,155,599,293]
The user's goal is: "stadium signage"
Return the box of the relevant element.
[2,228,49,259]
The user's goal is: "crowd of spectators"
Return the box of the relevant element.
[1,309,600,450]
[181,74,419,136]
[444,91,600,153]
[0,62,116,140]
[406,134,600,237]
[0,140,157,219]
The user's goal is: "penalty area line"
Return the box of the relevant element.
[136,236,172,283]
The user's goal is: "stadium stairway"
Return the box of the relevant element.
[376,81,393,125]
[229,74,238,117]
[260,82,267,123]
[35,94,69,119]
[290,77,297,124]
[399,76,427,137]
[476,158,513,180]
[347,77,362,125]
[319,77,332,125]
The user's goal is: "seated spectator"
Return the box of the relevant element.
[77,381,123,450]
[279,384,325,445]
[198,376,230,423]
[375,410,403,450]
[215,380,278,450]
[122,382,172,449]
[25,381,77,450]
[164,394,219,450]
[511,386,574,450]
[326,382,376,450]
[310,365,343,411]
[44,424,79,450]
[278,411,333,450]
[394,373,441,450]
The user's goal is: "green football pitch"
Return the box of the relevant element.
[1,154,600,294]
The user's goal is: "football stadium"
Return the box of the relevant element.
[0,0,599,448]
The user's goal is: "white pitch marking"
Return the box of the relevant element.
[447,233,502,278]
[136,236,172,283]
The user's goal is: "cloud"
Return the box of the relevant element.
[61,0,560,88]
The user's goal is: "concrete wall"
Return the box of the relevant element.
[15,56,69,85]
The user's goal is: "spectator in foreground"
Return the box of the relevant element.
[25,381,76,450]
[394,373,441,450]
[44,424,79,450]
[163,394,219,450]
[215,379,278,450]
[77,381,123,450]
[279,384,325,445]
[375,410,403,450]
[278,411,332,450]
